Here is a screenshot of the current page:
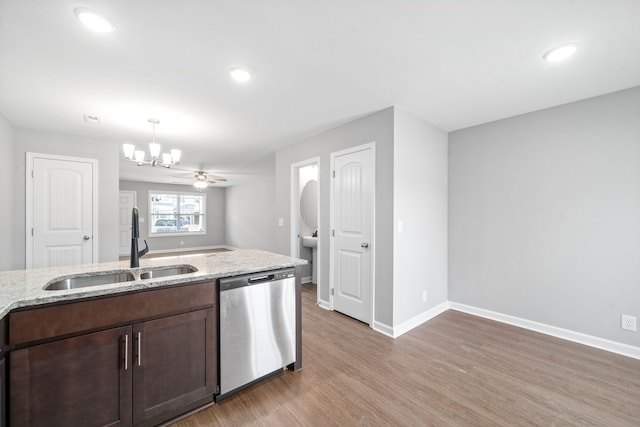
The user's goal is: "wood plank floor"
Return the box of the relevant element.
[172,284,640,426]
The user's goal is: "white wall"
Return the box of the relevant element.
[449,86,640,347]
[393,109,448,325]
[275,107,395,326]
[119,180,226,251]
[0,114,15,270]
[13,127,120,268]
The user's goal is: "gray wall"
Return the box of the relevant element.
[393,109,448,325]
[0,114,15,270]
[275,107,395,326]
[13,127,120,268]
[224,153,277,252]
[119,180,226,251]
[449,87,640,346]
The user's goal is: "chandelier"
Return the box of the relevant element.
[122,119,181,168]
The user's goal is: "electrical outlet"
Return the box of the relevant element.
[422,290,427,302]
[621,314,637,331]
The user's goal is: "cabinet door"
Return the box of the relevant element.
[132,309,215,426]
[10,326,133,427]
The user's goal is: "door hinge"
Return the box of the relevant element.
[331,288,334,296]
[31,228,34,236]
[31,170,34,178]
[332,170,335,178]
[331,229,335,237]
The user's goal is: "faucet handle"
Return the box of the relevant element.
[138,240,149,258]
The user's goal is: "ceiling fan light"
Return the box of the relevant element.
[74,8,115,33]
[194,180,208,189]
[123,143,135,159]
[149,143,161,158]
[171,149,181,163]
[162,153,172,164]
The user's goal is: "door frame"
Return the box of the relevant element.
[290,157,320,303]
[119,190,137,256]
[329,142,376,325]
[26,152,99,268]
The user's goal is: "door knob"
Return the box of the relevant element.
[361,242,369,248]
[83,235,91,240]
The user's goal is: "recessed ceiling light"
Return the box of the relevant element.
[229,67,253,83]
[74,8,115,33]
[543,43,577,62]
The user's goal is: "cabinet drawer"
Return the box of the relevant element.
[9,281,215,347]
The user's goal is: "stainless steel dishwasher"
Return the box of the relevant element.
[218,268,296,399]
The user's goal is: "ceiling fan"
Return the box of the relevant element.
[192,171,227,188]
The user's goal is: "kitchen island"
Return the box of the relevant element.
[0,249,306,427]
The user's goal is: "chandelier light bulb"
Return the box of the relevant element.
[134,150,145,162]
[123,144,135,159]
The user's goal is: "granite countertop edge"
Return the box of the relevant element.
[0,249,307,318]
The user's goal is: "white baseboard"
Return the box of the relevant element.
[449,302,640,360]
[393,302,451,338]
[372,302,450,338]
[317,299,331,310]
[301,276,312,284]
[372,320,394,337]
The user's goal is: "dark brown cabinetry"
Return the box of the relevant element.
[132,309,215,426]
[10,326,132,427]
[7,281,216,427]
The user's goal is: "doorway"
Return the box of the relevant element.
[290,158,320,302]
[330,143,375,324]
[26,153,98,268]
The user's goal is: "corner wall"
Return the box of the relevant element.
[393,109,448,327]
[0,114,15,270]
[449,86,640,347]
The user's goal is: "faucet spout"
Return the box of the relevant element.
[130,207,148,268]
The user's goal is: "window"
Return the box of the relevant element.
[149,191,206,236]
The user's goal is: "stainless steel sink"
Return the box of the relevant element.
[43,264,198,291]
[137,265,198,280]
[44,271,135,291]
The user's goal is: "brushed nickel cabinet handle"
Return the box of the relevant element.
[137,332,142,367]
[361,242,369,248]
[123,334,128,370]
[83,235,91,240]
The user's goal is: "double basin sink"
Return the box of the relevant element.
[44,265,198,291]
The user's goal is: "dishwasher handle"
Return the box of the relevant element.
[248,274,275,284]
[219,268,296,291]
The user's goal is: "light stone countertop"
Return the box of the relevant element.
[0,249,307,318]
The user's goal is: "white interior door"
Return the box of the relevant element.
[27,153,97,268]
[331,144,374,324]
[119,191,136,255]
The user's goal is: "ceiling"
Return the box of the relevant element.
[1,0,639,186]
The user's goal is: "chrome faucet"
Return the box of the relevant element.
[130,207,149,268]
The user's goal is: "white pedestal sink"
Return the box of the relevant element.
[301,236,318,283]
